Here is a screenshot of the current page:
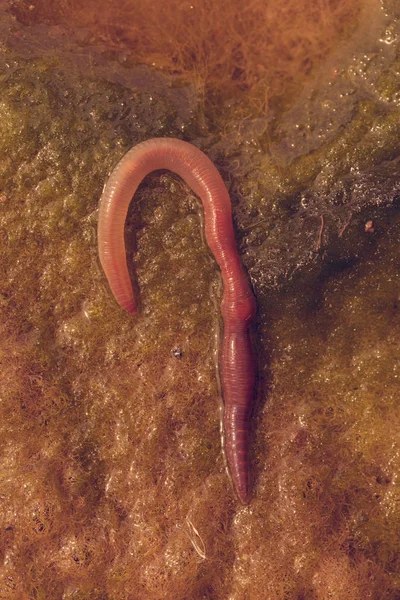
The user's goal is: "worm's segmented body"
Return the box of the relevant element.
[98,138,256,503]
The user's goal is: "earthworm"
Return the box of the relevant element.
[98,138,256,503]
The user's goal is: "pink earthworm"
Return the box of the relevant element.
[98,138,256,503]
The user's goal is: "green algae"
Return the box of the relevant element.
[0,0,399,599]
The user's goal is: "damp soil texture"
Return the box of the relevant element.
[0,1,399,599]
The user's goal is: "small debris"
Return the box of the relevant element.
[338,213,352,238]
[171,347,183,359]
[365,220,375,233]
[316,214,324,251]
[185,517,206,560]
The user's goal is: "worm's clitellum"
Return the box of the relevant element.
[98,138,256,503]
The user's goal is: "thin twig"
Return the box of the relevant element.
[338,213,352,238]
[316,214,324,251]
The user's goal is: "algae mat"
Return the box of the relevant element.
[0,1,399,598]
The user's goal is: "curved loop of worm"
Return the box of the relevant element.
[98,138,256,503]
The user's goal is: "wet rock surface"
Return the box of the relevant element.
[0,1,399,598]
